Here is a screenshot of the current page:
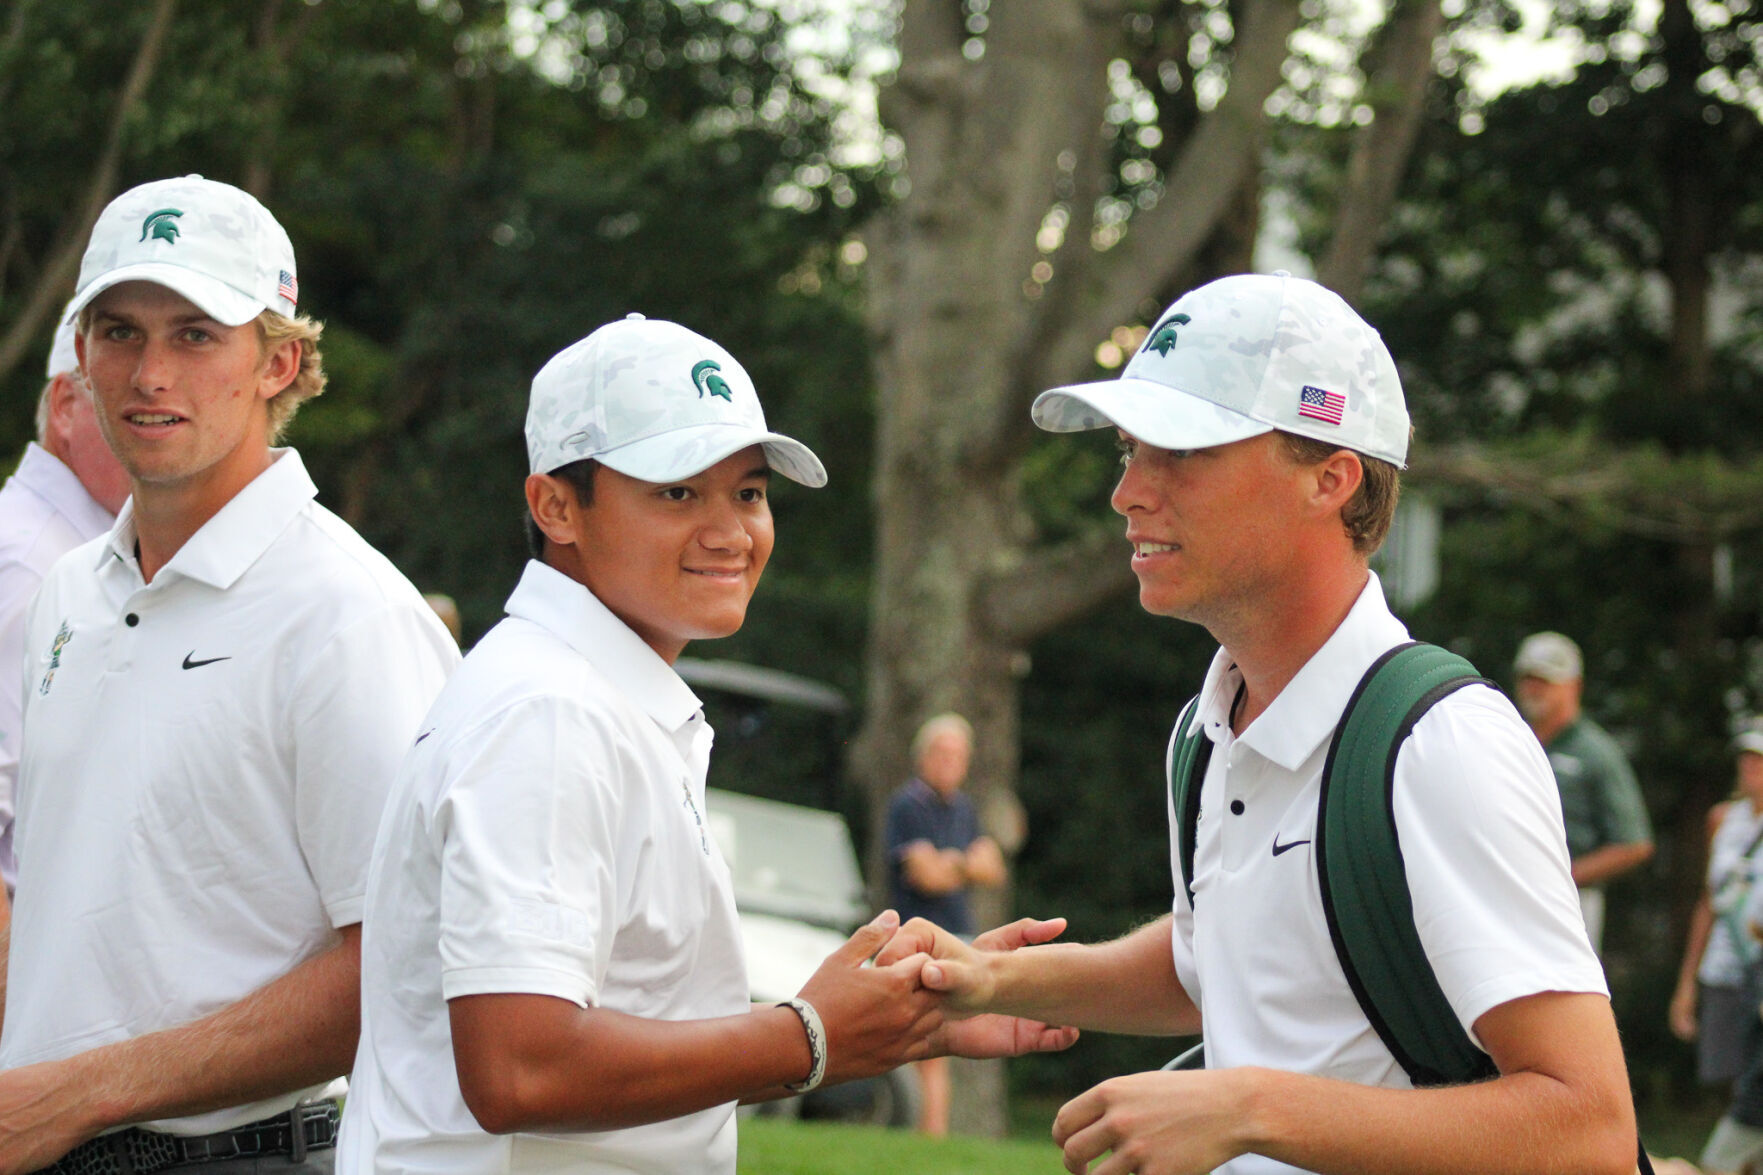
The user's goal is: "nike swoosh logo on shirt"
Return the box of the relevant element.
[181,652,232,670]
[1271,836,1311,857]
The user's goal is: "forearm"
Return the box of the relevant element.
[984,916,1197,1035]
[1676,895,1714,991]
[0,925,359,1173]
[964,837,1006,888]
[46,925,357,1131]
[1244,1064,1633,1175]
[1571,841,1654,886]
[452,999,817,1133]
[901,845,967,895]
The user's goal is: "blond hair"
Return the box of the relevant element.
[1278,433,1402,556]
[257,311,326,441]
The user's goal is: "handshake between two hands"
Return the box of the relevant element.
[786,910,1080,1088]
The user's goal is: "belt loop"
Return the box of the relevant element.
[289,1104,307,1163]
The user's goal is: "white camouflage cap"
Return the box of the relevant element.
[1734,728,1763,758]
[1033,272,1410,467]
[1514,631,1583,683]
[64,174,298,328]
[526,314,827,487]
[45,304,79,379]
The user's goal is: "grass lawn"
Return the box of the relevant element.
[735,1095,1729,1173]
[737,1118,1065,1174]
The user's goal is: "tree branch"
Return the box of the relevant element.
[1316,0,1443,303]
[1031,0,1306,391]
[1411,439,1763,543]
[981,524,1138,646]
[0,0,179,386]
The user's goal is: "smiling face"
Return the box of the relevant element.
[529,446,775,663]
[77,282,297,519]
[1110,431,1318,629]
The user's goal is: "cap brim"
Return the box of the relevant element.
[1032,377,1273,451]
[596,423,827,488]
[65,262,266,327]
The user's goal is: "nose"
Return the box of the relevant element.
[1111,456,1153,517]
[697,499,756,554]
[132,336,174,395]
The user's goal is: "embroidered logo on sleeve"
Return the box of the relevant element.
[39,621,72,696]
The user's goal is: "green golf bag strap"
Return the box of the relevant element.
[1168,694,1211,912]
[1314,640,1496,1088]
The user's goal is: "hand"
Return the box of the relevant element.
[0,1057,105,1175]
[795,910,942,1084]
[1668,981,1697,1042]
[874,914,1070,1015]
[928,916,1077,1056]
[1053,1069,1256,1175]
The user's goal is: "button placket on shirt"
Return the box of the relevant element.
[108,593,153,675]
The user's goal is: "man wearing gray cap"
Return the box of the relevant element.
[878,273,1635,1174]
[0,309,129,923]
[337,316,1073,1174]
[1514,630,1654,950]
[0,176,458,1173]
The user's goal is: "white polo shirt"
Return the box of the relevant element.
[0,449,458,1134]
[1169,574,1606,1175]
[0,442,116,888]
[339,560,748,1175]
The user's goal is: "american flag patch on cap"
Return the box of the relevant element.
[276,269,298,305]
[1298,385,1344,426]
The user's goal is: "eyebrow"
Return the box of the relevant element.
[92,309,222,330]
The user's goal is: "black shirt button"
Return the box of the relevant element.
[1229,799,1245,815]
[125,613,139,627]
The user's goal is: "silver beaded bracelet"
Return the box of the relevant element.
[777,997,827,1093]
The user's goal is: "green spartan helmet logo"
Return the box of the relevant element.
[692,360,733,401]
[1144,313,1192,357]
[140,208,185,244]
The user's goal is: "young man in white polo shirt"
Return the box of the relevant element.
[878,274,1637,1175]
[340,316,1075,1174]
[0,309,130,916]
[0,175,459,1173]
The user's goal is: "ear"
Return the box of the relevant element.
[45,373,80,447]
[1309,448,1364,515]
[257,338,302,401]
[524,473,579,551]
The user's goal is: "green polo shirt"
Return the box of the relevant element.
[1545,715,1652,863]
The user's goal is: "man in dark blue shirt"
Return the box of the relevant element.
[883,713,1005,1133]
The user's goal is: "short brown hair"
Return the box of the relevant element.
[72,304,325,443]
[1278,432,1401,555]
